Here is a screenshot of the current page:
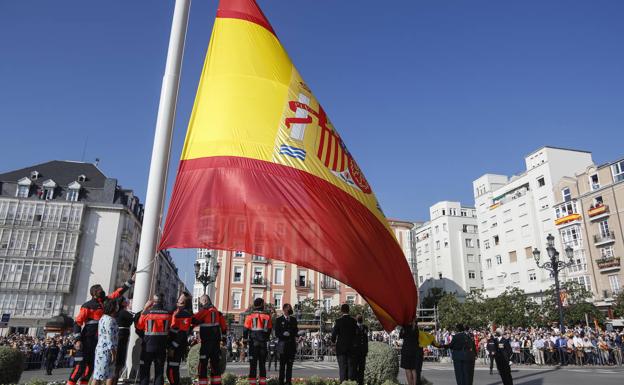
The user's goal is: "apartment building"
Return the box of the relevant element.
[0,161,185,334]
[413,201,482,292]
[553,157,624,308]
[473,147,594,297]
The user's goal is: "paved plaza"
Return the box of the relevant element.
[20,362,624,385]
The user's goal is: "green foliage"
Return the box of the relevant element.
[267,377,279,385]
[187,345,227,378]
[0,346,24,385]
[614,290,624,318]
[305,376,325,385]
[235,378,250,385]
[180,378,193,385]
[324,379,341,385]
[381,380,400,385]
[421,287,445,310]
[364,342,399,385]
[541,281,604,326]
[488,287,541,328]
[25,379,48,385]
[340,381,358,385]
[326,303,383,331]
[222,372,238,385]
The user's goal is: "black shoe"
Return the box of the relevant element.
[489,371,493,375]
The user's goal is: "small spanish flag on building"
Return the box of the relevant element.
[159,0,417,330]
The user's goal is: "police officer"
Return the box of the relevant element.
[486,332,497,375]
[167,293,193,385]
[275,303,298,385]
[353,315,369,385]
[494,329,513,385]
[114,297,134,382]
[67,273,135,385]
[192,295,227,385]
[45,340,60,375]
[137,294,172,385]
[442,324,476,385]
[244,298,272,385]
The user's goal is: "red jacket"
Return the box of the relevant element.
[244,311,272,343]
[192,305,227,344]
[137,304,171,353]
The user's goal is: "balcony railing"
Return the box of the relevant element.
[594,231,615,245]
[321,280,338,290]
[295,279,312,289]
[596,257,620,270]
[251,255,268,263]
[251,276,268,287]
[588,204,609,219]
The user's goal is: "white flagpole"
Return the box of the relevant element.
[125,0,191,378]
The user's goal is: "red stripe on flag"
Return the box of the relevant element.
[217,0,275,35]
[160,156,417,330]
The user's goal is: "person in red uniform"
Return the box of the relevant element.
[166,292,193,385]
[244,298,273,385]
[192,295,227,385]
[136,294,172,385]
[67,273,135,385]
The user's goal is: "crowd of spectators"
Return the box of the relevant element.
[0,334,77,370]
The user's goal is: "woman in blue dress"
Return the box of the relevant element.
[92,299,119,385]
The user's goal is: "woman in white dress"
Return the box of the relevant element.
[91,299,119,385]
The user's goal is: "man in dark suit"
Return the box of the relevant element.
[275,303,298,385]
[442,324,476,385]
[494,329,513,385]
[331,304,358,383]
[353,315,369,385]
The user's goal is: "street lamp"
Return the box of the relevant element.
[194,253,220,295]
[533,233,574,333]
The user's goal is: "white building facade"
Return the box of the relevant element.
[473,147,594,298]
[413,201,482,292]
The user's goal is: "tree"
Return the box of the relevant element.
[326,303,383,331]
[541,281,604,326]
[613,291,624,318]
[487,287,540,328]
[437,293,463,329]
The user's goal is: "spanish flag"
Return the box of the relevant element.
[159,0,417,330]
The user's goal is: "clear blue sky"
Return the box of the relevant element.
[1,1,623,289]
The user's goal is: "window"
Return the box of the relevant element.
[274,267,284,285]
[435,226,439,234]
[253,267,264,283]
[234,251,243,258]
[233,266,243,283]
[537,177,545,187]
[510,272,520,283]
[323,297,332,311]
[298,270,307,286]
[346,295,356,305]
[529,272,537,281]
[594,196,603,206]
[612,160,624,182]
[562,187,571,202]
[496,255,502,265]
[465,238,473,248]
[569,275,592,292]
[467,254,476,263]
[16,185,29,198]
[521,224,529,237]
[486,259,492,269]
[253,292,263,300]
[232,292,242,309]
[78,174,87,182]
[590,174,600,190]
[461,210,467,217]
[525,246,533,259]
[608,275,620,292]
[444,239,448,248]
[555,201,578,219]
[44,188,54,200]
[66,188,79,202]
[443,223,447,232]
[419,276,424,283]
[599,220,610,237]
[468,271,476,279]
[509,250,517,263]
[484,240,490,249]
[600,246,614,258]
[494,235,499,245]
[435,241,440,250]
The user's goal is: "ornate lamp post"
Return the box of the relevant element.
[194,253,220,295]
[533,233,574,333]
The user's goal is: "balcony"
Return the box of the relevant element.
[594,231,615,246]
[295,279,312,290]
[321,279,339,290]
[596,257,620,271]
[250,276,268,287]
[554,213,582,226]
[602,288,622,299]
[588,204,609,221]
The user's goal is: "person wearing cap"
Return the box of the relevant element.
[441,324,475,385]
[136,294,172,385]
[494,329,513,385]
[192,295,227,385]
[167,292,194,385]
[244,298,273,385]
